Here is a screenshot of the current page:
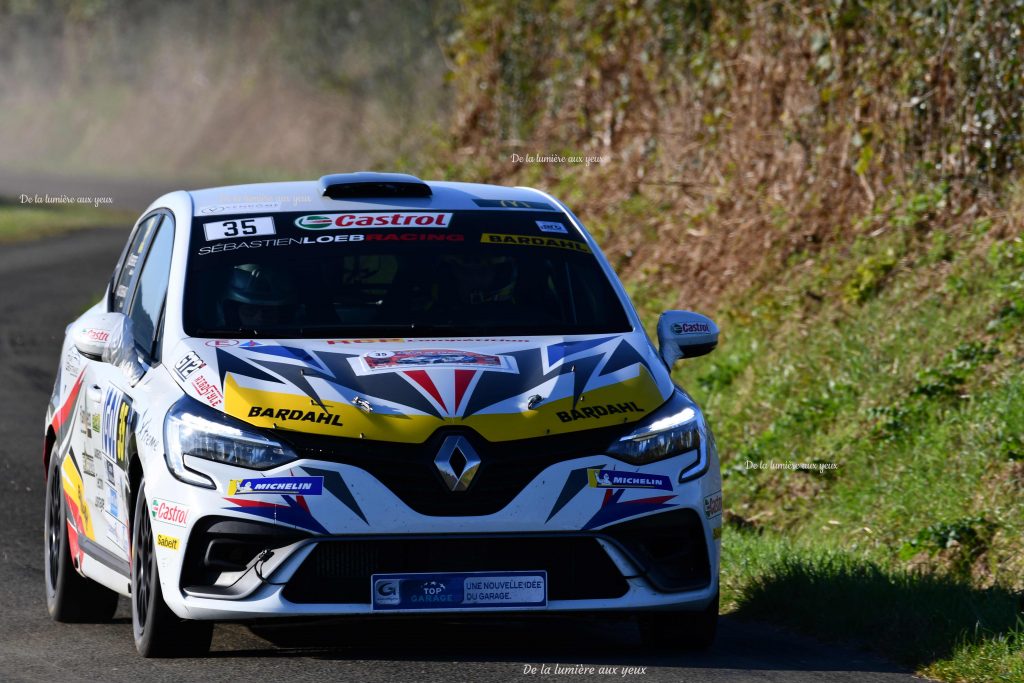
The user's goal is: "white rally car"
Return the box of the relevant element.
[43,173,723,657]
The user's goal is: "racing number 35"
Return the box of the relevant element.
[222,219,258,237]
[203,216,276,242]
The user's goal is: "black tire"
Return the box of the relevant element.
[131,477,212,658]
[44,444,119,623]
[638,591,719,652]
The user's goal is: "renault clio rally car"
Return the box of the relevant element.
[43,172,723,657]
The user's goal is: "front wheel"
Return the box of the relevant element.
[44,444,119,622]
[131,477,212,657]
[637,591,719,652]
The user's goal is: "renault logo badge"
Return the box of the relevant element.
[434,436,481,492]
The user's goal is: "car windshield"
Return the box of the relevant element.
[183,209,631,338]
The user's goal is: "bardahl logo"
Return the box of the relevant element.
[481,233,590,253]
[557,402,644,422]
[296,212,452,230]
[248,406,344,426]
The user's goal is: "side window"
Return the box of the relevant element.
[126,215,175,361]
[112,214,160,312]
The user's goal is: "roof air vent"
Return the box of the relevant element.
[319,172,432,199]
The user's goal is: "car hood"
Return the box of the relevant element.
[166,333,673,443]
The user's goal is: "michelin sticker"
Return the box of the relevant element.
[587,469,673,491]
[228,477,324,496]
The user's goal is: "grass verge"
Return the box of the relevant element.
[649,181,1024,681]
[721,532,1023,681]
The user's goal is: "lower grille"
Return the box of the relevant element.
[602,509,710,592]
[282,536,629,604]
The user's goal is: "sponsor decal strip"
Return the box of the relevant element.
[481,233,590,253]
[704,490,723,519]
[372,571,547,611]
[672,321,711,334]
[296,212,452,230]
[173,351,206,382]
[197,232,464,255]
[472,198,555,210]
[151,498,190,527]
[587,468,673,491]
[362,349,506,371]
[49,372,85,441]
[100,389,133,466]
[247,406,343,426]
[536,220,568,234]
[83,328,110,342]
[192,374,224,408]
[156,534,180,551]
[199,202,281,215]
[228,476,324,496]
[557,402,644,422]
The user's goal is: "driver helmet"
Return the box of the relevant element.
[221,263,297,328]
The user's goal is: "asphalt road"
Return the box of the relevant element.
[0,222,926,681]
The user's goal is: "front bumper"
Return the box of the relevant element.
[146,449,722,620]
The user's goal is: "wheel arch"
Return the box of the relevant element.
[43,427,57,480]
[127,436,144,531]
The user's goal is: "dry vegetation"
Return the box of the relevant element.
[436,0,1024,314]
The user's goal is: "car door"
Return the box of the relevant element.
[80,212,175,565]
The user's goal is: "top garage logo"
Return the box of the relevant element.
[296,213,452,230]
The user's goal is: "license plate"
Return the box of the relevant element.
[371,571,547,611]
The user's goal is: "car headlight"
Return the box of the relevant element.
[606,391,707,481]
[164,397,298,487]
